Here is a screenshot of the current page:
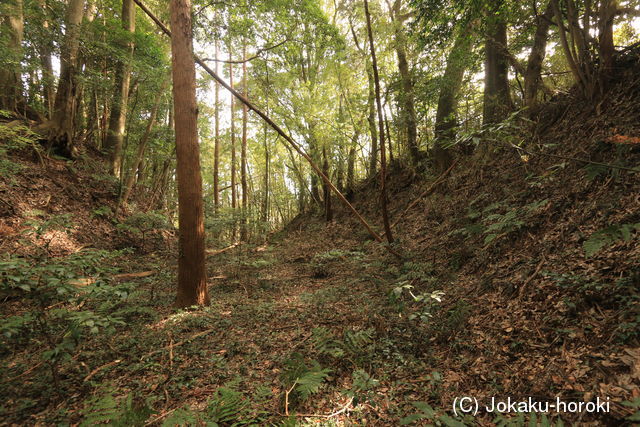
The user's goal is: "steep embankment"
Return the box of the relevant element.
[0,149,120,256]
[276,54,640,423]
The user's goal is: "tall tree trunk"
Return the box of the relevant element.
[366,64,378,176]
[483,4,512,126]
[170,0,209,307]
[0,0,24,112]
[597,0,616,91]
[36,0,54,118]
[524,1,554,113]
[364,0,393,243]
[72,0,97,140]
[433,23,474,171]
[48,0,84,157]
[213,32,220,212]
[241,42,248,241]
[105,0,135,176]
[229,56,236,211]
[262,124,270,224]
[390,0,420,165]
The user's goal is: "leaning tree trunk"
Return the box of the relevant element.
[482,4,512,126]
[105,0,135,176]
[0,0,24,113]
[170,0,209,307]
[433,22,474,171]
[48,0,84,157]
[524,1,554,113]
[364,0,393,244]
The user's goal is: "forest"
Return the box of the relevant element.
[1,0,640,424]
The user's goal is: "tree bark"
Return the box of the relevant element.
[366,64,378,176]
[390,0,420,165]
[524,1,554,113]
[346,130,358,194]
[170,0,209,307]
[0,0,24,112]
[213,32,220,213]
[433,22,474,171]
[364,0,393,243]
[322,146,332,221]
[105,0,136,176]
[229,56,237,211]
[36,0,54,118]
[483,3,512,125]
[241,42,248,241]
[48,0,84,157]
[262,124,270,224]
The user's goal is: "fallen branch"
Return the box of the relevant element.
[2,361,44,383]
[113,271,155,280]
[518,256,546,298]
[384,161,457,234]
[132,0,402,259]
[144,407,177,426]
[284,382,296,416]
[291,397,354,418]
[69,271,156,288]
[205,243,240,257]
[83,359,122,382]
[140,329,216,360]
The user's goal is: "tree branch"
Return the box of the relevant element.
[200,38,289,64]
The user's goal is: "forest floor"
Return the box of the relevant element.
[2,59,640,426]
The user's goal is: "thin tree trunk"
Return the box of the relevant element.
[105,0,135,176]
[346,130,358,194]
[364,0,393,243]
[550,0,587,92]
[322,146,332,221]
[366,64,378,176]
[36,0,54,118]
[229,56,236,211]
[262,126,270,224]
[118,79,167,211]
[384,109,394,164]
[213,31,220,212]
[170,0,209,307]
[241,42,248,241]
